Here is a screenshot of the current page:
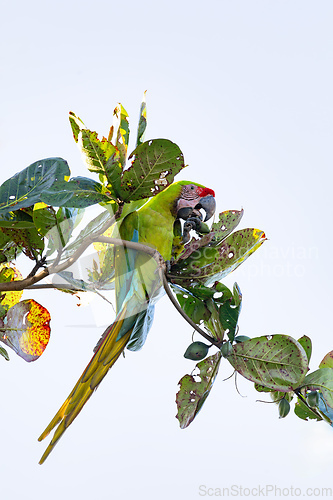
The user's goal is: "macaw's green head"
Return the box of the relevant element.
[173,181,216,222]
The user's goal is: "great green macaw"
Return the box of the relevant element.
[38,180,216,463]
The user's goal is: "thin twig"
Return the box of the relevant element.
[26,284,81,290]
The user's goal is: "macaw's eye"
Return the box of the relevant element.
[190,185,194,190]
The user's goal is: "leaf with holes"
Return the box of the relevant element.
[210,209,244,244]
[294,398,323,422]
[176,351,222,429]
[0,299,51,362]
[177,233,215,261]
[0,158,70,216]
[119,139,185,202]
[171,228,266,287]
[175,290,211,325]
[69,111,122,197]
[109,103,130,167]
[69,111,117,174]
[227,334,309,391]
[217,283,242,343]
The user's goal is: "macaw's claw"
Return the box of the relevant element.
[184,216,203,233]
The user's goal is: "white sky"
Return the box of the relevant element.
[1,1,333,498]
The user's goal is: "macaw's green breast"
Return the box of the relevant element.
[137,205,175,261]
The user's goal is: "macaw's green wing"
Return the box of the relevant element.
[112,209,165,351]
[126,303,155,351]
[114,210,139,313]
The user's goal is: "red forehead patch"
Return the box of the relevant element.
[197,187,215,197]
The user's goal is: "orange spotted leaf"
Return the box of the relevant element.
[0,299,51,362]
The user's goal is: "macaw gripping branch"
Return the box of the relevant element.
[0,97,333,464]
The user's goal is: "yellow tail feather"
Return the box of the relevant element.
[38,307,132,464]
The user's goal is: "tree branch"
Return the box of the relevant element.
[0,268,50,291]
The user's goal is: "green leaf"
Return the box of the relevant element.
[204,298,224,341]
[218,284,242,342]
[171,228,266,287]
[0,210,35,229]
[0,230,20,263]
[298,335,312,363]
[232,282,242,307]
[298,368,333,408]
[210,209,244,243]
[119,139,185,202]
[0,158,70,216]
[173,288,211,325]
[185,283,216,300]
[0,345,9,361]
[136,91,147,147]
[227,334,309,391]
[319,350,333,369]
[294,398,323,422]
[110,103,130,166]
[1,225,44,260]
[40,177,111,208]
[254,383,273,393]
[176,352,222,429]
[33,206,58,236]
[234,335,251,343]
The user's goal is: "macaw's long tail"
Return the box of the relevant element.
[38,307,131,464]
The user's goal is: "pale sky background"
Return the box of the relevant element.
[1,1,333,499]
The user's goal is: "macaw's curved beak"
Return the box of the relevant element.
[196,194,216,221]
[177,194,216,222]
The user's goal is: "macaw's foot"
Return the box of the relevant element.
[182,215,204,243]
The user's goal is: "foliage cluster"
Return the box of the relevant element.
[0,94,333,440]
